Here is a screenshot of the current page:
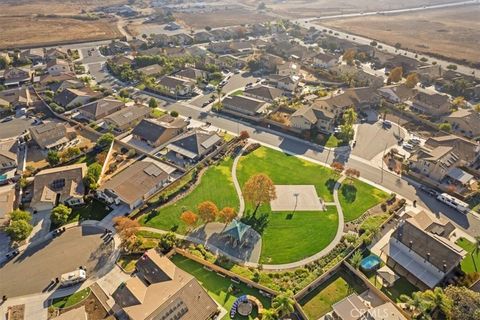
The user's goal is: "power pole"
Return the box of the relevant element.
[381,142,388,183]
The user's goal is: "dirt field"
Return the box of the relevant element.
[0,16,122,49]
[321,5,480,66]
[0,0,126,16]
[175,7,274,29]
[239,0,458,18]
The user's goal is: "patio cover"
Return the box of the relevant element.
[447,167,473,185]
[377,265,400,286]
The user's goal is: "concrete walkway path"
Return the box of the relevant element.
[231,143,249,218]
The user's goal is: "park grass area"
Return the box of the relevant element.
[52,288,91,309]
[367,273,418,303]
[299,270,365,319]
[243,207,338,264]
[68,199,111,223]
[456,237,480,273]
[140,158,239,234]
[237,146,336,202]
[339,179,388,222]
[171,255,271,320]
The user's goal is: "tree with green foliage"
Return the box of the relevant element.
[119,88,130,99]
[158,232,177,253]
[51,204,72,226]
[370,40,377,46]
[97,133,114,148]
[47,150,60,166]
[6,220,33,242]
[444,285,480,320]
[148,97,158,108]
[9,209,32,223]
[400,291,432,319]
[85,162,103,190]
[61,147,81,161]
[272,290,295,317]
[170,111,179,117]
[387,66,403,84]
[438,122,452,132]
[261,309,278,320]
[349,250,363,269]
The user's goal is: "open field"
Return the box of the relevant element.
[320,5,480,66]
[0,16,122,49]
[172,254,271,320]
[175,7,274,29]
[239,0,459,18]
[0,0,126,16]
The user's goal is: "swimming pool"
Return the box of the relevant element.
[360,255,381,271]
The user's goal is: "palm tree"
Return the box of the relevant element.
[261,308,278,320]
[273,291,295,317]
[472,235,480,271]
[423,287,452,320]
[400,292,432,319]
[215,86,224,109]
[349,250,363,269]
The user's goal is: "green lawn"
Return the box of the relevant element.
[68,199,111,223]
[117,254,142,273]
[300,270,365,319]
[339,179,388,222]
[150,108,165,118]
[52,288,91,309]
[140,158,239,234]
[237,146,337,202]
[171,255,271,320]
[230,90,244,96]
[243,207,338,264]
[456,237,480,273]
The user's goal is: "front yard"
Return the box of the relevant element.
[68,199,111,223]
[171,254,271,320]
[51,288,91,309]
[339,179,388,222]
[299,270,366,319]
[140,157,239,234]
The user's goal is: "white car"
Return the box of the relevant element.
[402,143,414,150]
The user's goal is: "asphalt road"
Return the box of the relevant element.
[0,118,34,139]
[0,226,114,297]
[156,100,480,236]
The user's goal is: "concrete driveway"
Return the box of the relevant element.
[0,226,114,298]
[352,121,405,160]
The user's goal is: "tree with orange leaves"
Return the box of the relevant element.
[181,210,198,230]
[197,201,218,223]
[219,207,237,226]
[243,173,276,215]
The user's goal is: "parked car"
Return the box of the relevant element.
[382,120,392,128]
[402,143,414,150]
[1,116,13,123]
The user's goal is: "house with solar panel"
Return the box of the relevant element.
[164,129,222,167]
[31,163,87,211]
[97,158,176,210]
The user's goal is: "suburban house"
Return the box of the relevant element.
[409,134,480,182]
[381,211,466,289]
[132,115,188,147]
[39,72,78,89]
[377,84,417,104]
[169,33,193,46]
[277,61,300,77]
[46,59,72,76]
[103,105,151,131]
[193,31,213,43]
[31,163,87,211]
[0,87,32,109]
[165,130,222,165]
[312,52,338,69]
[382,54,422,74]
[0,185,15,224]
[0,140,17,184]
[290,103,336,133]
[174,68,207,82]
[78,98,125,121]
[112,249,218,320]
[45,48,68,61]
[54,87,101,109]
[2,67,33,86]
[29,122,76,150]
[156,76,194,97]
[48,78,85,93]
[137,64,164,77]
[410,92,451,116]
[97,159,174,210]
[109,55,135,67]
[222,95,268,117]
[444,109,480,138]
[20,48,45,64]
[267,74,299,92]
[244,85,284,103]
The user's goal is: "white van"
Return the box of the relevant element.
[60,269,87,287]
[437,193,470,214]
